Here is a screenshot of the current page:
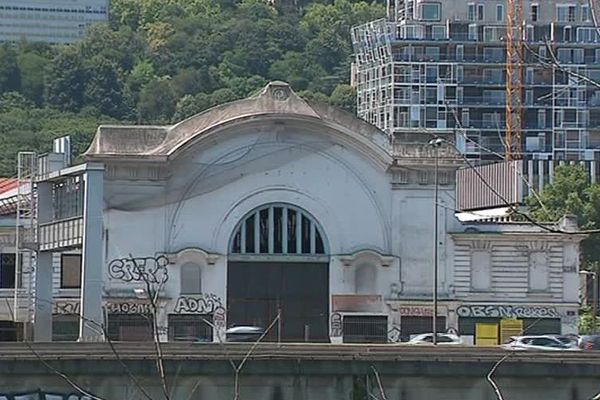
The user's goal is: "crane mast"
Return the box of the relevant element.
[505,0,524,160]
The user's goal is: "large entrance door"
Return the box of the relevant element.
[227,204,329,342]
[228,262,328,341]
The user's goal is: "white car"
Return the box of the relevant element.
[502,335,581,351]
[407,333,464,345]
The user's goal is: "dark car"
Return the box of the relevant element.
[578,335,600,350]
[225,326,265,342]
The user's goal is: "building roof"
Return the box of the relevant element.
[85,81,392,167]
[0,178,18,195]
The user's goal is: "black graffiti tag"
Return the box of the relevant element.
[108,255,169,284]
[174,294,223,315]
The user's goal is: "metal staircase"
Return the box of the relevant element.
[13,152,37,335]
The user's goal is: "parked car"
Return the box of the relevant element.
[225,326,265,342]
[502,335,580,351]
[407,333,464,345]
[551,334,580,349]
[578,335,600,350]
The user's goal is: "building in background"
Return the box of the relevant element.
[0,0,108,44]
[352,0,600,162]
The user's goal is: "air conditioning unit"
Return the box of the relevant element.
[532,153,550,160]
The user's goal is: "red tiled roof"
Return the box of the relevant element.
[0,178,18,195]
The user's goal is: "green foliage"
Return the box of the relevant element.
[330,84,356,114]
[0,44,21,93]
[527,165,600,265]
[0,0,384,174]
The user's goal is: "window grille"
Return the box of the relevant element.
[107,314,153,341]
[168,314,212,342]
[230,205,326,255]
[342,315,388,343]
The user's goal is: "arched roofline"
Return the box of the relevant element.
[85,82,392,169]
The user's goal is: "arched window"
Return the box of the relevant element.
[230,204,326,255]
[180,262,201,294]
[355,263,376,294]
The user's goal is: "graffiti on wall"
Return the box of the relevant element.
[456,305,561,319]
[330,312,342,337]
[53,301,80,315]
[108,255,169,284]
[173,294,222,314]
[388,325,401,343]
[106,302,153,314]
[0,391,91,400]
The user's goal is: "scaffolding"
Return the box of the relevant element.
[14,152,37,335]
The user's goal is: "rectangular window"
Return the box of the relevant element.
[468,23,478,40]
[557,5,576,22]
[0,254,15,289]
[168,314,212,342]
[52,314,79,341]
[526,25,534,42]
[564,26,572,42]
[477,4,484,20]
[582,5,591,22]
[462,109,470,126]
[432,25,446,39]
[107,314,153,341]
[456,45,464,61]
[525,67,534,84]
[342,315,388,344]
[529,251,549,291]
[468,3,475,21]
[525,90,533,105]
[496,4,504,21]
[420,3,441,21]
[538,109,546,128]
[531,4,539,21]
[471,250,491,290]
[61,254,81,288]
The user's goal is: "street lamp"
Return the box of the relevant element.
[428,137,445,345]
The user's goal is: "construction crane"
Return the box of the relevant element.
[505,0,524,160]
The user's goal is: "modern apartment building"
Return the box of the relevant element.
[352,0,600,161]
[0,0,108,44]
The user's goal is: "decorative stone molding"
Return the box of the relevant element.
[528,241,550,252]
[105,164,165,181]
[166,247,220,266]
[469,240,492,250]
[339,249,395,268]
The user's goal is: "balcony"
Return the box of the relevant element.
[39,216,84,251]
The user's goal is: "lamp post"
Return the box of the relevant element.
[429,138,445,345]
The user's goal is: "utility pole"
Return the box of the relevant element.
[594,271,598,334]
[429,138,445,345]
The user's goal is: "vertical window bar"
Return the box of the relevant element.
[282,207,288,254]
[296,210,302,254]
[254,211,260,254]
[268,206,274,254]
[310,222,316,254]
[240,221,246,254]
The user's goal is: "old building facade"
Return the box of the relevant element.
[3,82,584,344]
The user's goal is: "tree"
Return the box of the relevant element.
[527,164,600,266]
[329,84,356,113]
[0,92,33,113]
[137,78,177,123]
[44,46,86,112]
[83,57,127,118]
[17,52,47,105]
[0,44,21,93]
